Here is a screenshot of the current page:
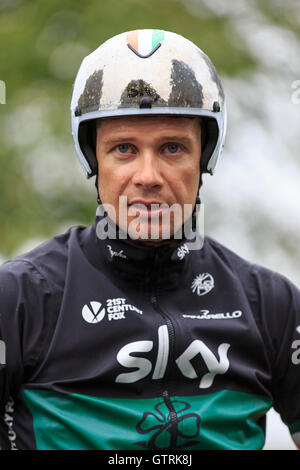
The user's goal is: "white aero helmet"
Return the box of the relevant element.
[71,29,227,177]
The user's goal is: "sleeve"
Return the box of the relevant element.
[0,259,57,448]
[271,276,300,447]
[253,268,300,448]
[0,313,9,449]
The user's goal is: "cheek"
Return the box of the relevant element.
[98,166,130,204]
[176,168,200,201]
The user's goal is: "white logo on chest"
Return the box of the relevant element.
[191,273,214,296]
[177,244,189,260]
[82,302,106,323]
[82,298,143,323]
[107,244,127,260]
[183,309,242,320]
[115,325,230,389]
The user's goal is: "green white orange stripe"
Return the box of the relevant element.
[126,29,165,56]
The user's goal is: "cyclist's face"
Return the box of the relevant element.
[96,116,201,242]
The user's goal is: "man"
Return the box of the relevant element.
[0,29,299,450]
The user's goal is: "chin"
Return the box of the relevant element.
[127,221,181,243]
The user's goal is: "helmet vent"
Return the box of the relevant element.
[213,101,220,112]
[139,97,152,109]
[74,106,82,116]
[78,69,103,113]
[120,79,166,107]
[168,60,203,108]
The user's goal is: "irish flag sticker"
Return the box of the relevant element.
[127,29,165,58]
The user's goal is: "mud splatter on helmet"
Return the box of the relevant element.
[71,29,227,178]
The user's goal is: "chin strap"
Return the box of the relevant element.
[95,174,101,204]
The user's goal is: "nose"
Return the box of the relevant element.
[132,151,164,189]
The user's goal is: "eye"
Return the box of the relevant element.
[166,143,180,154]
[117,144,130,153]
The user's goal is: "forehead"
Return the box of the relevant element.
[96,115,201,137]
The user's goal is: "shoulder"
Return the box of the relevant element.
[204,236,300,364]
[204,235,299,298]
[204,236,300,348]
[200,241,300,429]
[0,223,87,294]
[0,224,90,379]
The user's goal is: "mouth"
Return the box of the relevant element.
[128,200,169,218]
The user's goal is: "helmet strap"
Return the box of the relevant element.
[95,174,101,204]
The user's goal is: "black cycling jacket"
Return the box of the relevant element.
[0,214,300,450]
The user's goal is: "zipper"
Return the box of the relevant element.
[162,390,178,449]
[150,294,175,380]
[150,252,179,449]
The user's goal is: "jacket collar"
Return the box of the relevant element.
[81,213,199,290]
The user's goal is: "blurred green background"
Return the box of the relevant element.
[0,0,269,255]
[0,0,300,450]
[0,0,299,268]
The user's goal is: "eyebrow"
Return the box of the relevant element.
[101,135,194,146]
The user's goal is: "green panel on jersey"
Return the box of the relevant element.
[22,389,272,450]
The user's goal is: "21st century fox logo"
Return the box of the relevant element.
[82,298,143,323]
